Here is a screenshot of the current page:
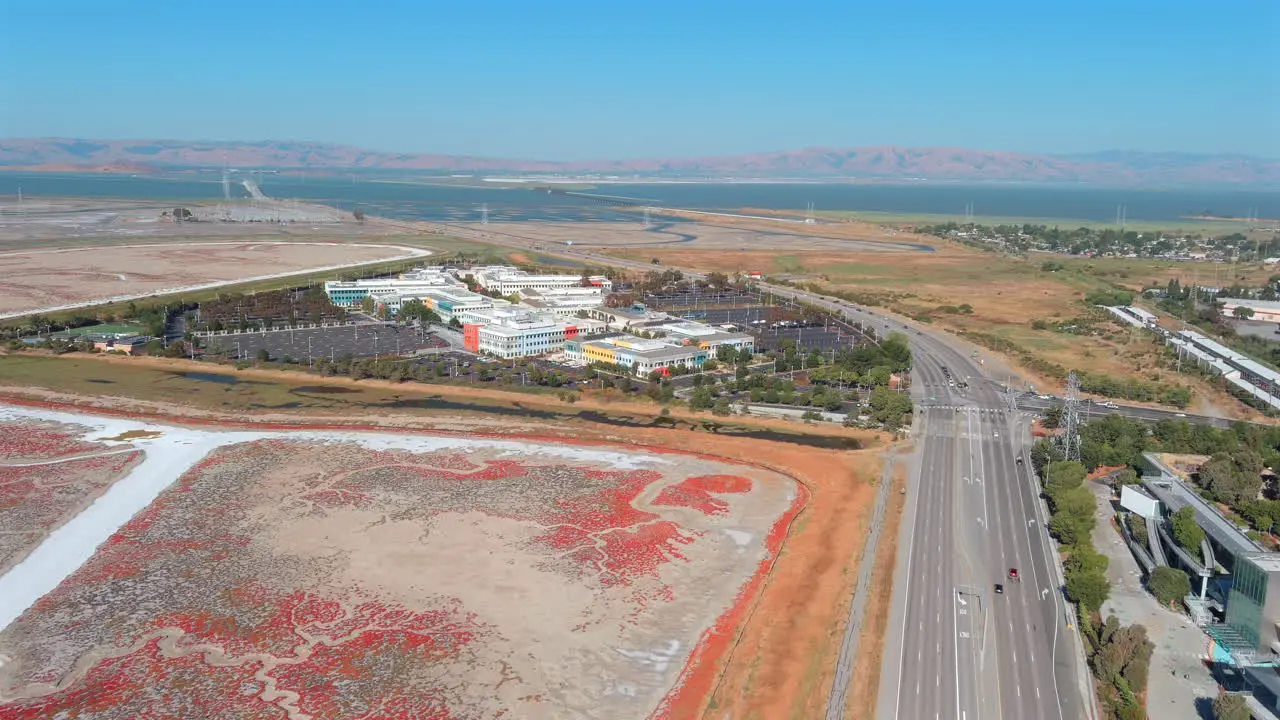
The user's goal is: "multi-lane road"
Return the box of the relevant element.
[1015,394,1236,429]
[401,220,1092,718]
[868,322,1083,720]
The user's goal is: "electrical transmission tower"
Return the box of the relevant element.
[479,203,489,225]
[1061,371,1082,461]
[642,206,652,228]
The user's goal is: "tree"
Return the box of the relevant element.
[689,387,714,411]
[712,398,732,416]
[144,339,165,356]
[1065,544,1109,576]
[360,296,376,314]
[869,385,913,428]
[255,348,271,362]
[1171,506,1205,553]
[1213,693,1251,720]
[1065,566,1110,610]
[1043,404,1063,429]
[1232,305,1256,320]
[172,207,193,221]
[352,208,366,223]
[1148,566,1191,607]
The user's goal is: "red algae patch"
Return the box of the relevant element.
[0,416,141,575]
[0,437,797,719]
[653,474,754,516]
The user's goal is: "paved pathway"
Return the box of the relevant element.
[1089,481,1219,719]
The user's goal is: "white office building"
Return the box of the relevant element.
[460,307,580,359]
[465,266,612,295]
[324,270,462,308]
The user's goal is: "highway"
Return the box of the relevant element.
[1014,394,1236,429]
[388,218,1091,718]
[709,283,1087,720]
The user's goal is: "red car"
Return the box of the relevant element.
[1009,568,1020,581]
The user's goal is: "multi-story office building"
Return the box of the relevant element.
[324,269,462,308]
[467,266,612,295]
[659,321,755,355]
[565,336,708,375]
[460,308,579,359]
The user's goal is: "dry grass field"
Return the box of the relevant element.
[593,216,1255,411]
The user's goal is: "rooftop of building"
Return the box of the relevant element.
[1246,552,1280,573]
[583,337,706,360]
[1178,330,1280,385]
[1221,298,1280,311]
[1142,451,1265,557]
[325,276,458,289]
[662,321,719,337]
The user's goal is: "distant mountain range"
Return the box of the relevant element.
[0,138,1276,186]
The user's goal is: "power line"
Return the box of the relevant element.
[1060,371,1082,461]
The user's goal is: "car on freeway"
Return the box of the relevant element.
[1016,456,1024,464]
[1008,568,1019,581]
[1175,413,1187,417]
[994,583,1004,594]
[993,431,1000,438]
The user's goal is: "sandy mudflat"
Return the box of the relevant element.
[0,403,797,720]
[0,241,428,317]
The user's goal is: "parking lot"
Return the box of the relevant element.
[644,291,876,352]
[201,322,448,362]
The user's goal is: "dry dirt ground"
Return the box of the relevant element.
[0,415,141,576]
[453,215,932,255]
[0,365,884,720]
[0,198,393,247]
[0,241,425,317]
[843,462,907,719]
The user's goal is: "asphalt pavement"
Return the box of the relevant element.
[1015,395,1234,429]
[201,322,447,362]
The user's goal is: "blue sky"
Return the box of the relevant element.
[2,0,1276,159]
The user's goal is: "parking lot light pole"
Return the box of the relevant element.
[233,341,241,361]
[308,337,313,369]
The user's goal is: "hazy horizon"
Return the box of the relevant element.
[3,137,1279,164]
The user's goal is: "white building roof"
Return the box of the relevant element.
[1220,298,1280,312]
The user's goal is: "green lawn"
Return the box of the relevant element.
[56,324,144,336]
